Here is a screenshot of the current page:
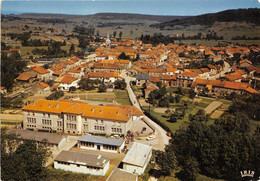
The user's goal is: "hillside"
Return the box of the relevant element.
[151,8,260,28]
[15,13,186,23]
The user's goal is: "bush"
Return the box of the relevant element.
[46,91,64,100]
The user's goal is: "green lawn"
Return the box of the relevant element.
[115,91,132,105]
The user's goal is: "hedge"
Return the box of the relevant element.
[144,110,173,137]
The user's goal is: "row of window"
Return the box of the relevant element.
[67,115,76,121]
[42,126,51,130]
[103,144,117,150]
[57,121,63,127]
[94,125,105,132]
[66,123,76,129]
[27,124,36,128]
[42,119,52,125]
[27,117,36,124]
[80,142,94,147]
[111,127,122,134]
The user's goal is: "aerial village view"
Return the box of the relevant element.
[1,0,260,181]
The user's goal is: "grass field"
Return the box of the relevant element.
[64,90,131,105]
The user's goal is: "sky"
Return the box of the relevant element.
[1,0,260,16]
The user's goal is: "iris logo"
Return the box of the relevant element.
[240,170,255,177]
[240,170,260,181]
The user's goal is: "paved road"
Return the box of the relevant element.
[120,71,170,151]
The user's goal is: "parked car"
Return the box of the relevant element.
[146,135,155,141]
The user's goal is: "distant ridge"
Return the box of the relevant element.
[14,12,188,23]
[151,8,260,28]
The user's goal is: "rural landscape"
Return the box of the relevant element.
[1,2,260,181]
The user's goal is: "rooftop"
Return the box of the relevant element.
[122,142,152,167]
[6,129,65,145]
[54,150,109,168]
[78,135,124,147]
[107,168,138,181]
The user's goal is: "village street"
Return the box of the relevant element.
[120,70,170,151]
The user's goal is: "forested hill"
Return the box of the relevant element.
[151,8,260,28]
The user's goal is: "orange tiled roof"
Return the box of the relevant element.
[224,72,243,81]
[16,72,37,81]
[55,74,78,84]
[22,100,140,122]
[37,82,49,89]
[33,67,50,74]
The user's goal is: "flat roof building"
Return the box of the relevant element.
[7,129,66,150]
[107,168,138,181]
[54,150,110,176]
[122,142,152,175]
[78,135,125,153]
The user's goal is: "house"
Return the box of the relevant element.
[122,142,152,175]
[22,99,143,135]
[87,72,120,83]
[176,71,197,88]
[54,150,110,176]
[107,168,138,181]
[55,74,79,91]
[193,78,259,95]
[7,129,67,150]
[16,72,38,83]
[78,135,125,153]
[115,59,132,69]
[29,67,51,81]
[239,59,252,68]
[136,74,150,86]
[30,82,50,94]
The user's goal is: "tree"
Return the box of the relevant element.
[69,44,75,55]
[114,80,126,90]
[1,128,50,180]
[118,52,130,60]
[158,97,170,107]
[175,95,181,103]
[98,84,107,92]
[119,31,123,38]
[157,151,178,175]
[78,78,95,90]
[46,91,64,100]
[42,64,50,69]
[113,31,117,38]
[189,89,196,99]
[69,86,77,92]
[177,157,199,181]
[1,52,27,91]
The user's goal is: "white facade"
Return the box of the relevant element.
[54,160,109,176]
[58,79,79,90]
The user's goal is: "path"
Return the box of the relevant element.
[120,71,170,151]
